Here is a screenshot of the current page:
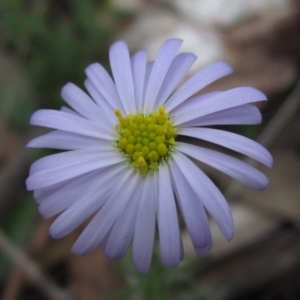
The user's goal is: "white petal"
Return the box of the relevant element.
[27,130,109,150]
[157,164,181,268]
[98,230,111,250]
[30,109,115,140]
[156,53,197,106]
[170,90,259,125]
[29,147,112,175]
[104,175,144,259]
[36,170,98,210]
[60,106,80,116]
[39,164,124,218]
[170,161,212,248]
[165,62,233,111]
[26,150,125,190]
[61,83,114,134]
[173,151,234,241]
[85,63,126,113]
[131,50,148,112]
[180,104,262,127]
[71,169,138,255]
[143,61,154,112]
[38,176,93,218]
[84,79,116,126]
[195,243,212,257]
[109,41,135,113]
[173,87,267,126]
[132,174,157,274]
[178,127,273,167]
[49,164,130,238]
[144,39,183,113]
[171,92,221,116]
[177,142,269,190]
[33,175,82,204]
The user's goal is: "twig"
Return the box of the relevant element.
[0,228,72,300]
[2,268,23,300]
[2,218,53,300]
[257,79,300,149]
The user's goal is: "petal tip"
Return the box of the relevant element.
[224,227,235,242]
[29,110,40,124]
[70,245,80,255]
[267,154,274,168]
[26,139,35,148]
[38,205,50,219]
[257,178,270,191]
[109,40,128,54]
[85,62,101,75]
[61,82,75,97]
[25,177,31,191]
[162,259,180,269]
[49,225,61,240]
[71,235,98,256]
[166,37,183,44]
[214,61,234,74]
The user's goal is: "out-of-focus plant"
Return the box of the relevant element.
[103,252,214,300]
[0,0,129,114]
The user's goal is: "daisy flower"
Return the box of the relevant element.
[26,39,273,274]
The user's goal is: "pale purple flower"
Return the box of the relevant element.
[26,39,273,274]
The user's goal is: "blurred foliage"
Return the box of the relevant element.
[102,252,228,300]
[0,0,130,119]
[0,198,36,280]
[0,82,36,128]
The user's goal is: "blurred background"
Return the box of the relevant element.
[0,0,300,299]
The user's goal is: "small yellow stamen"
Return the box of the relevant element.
[138,156,147,167]
[114,106,177,174]
[157,143,168,156]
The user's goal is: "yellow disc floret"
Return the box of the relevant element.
[115,106,177,175]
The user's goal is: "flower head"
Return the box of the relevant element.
[26,39,273,274]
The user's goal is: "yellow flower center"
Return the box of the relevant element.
[115,105,177,175]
